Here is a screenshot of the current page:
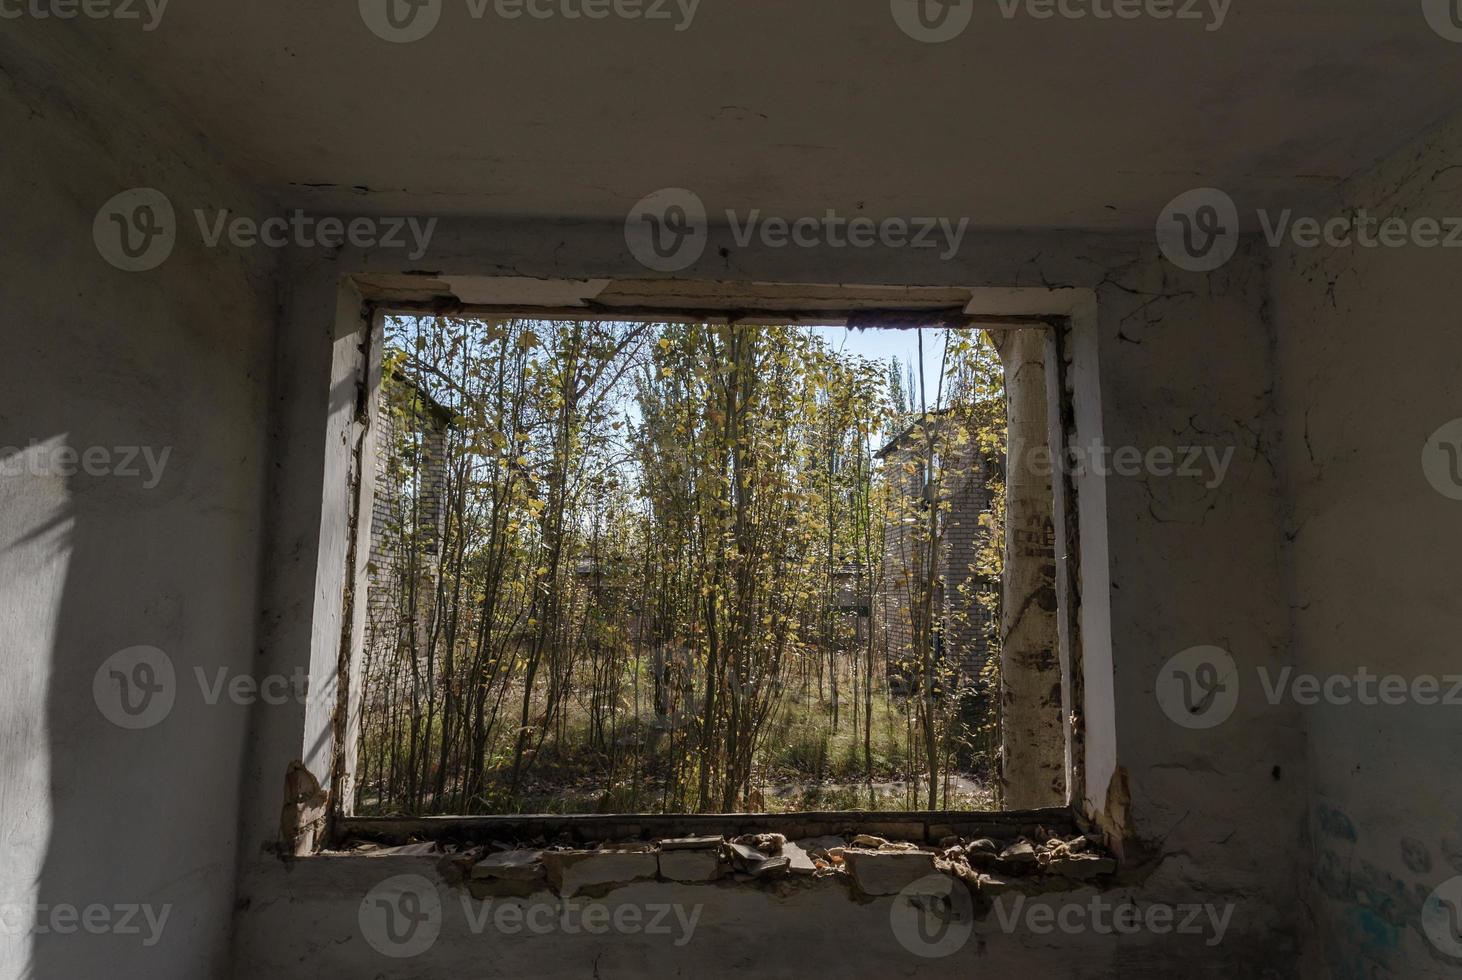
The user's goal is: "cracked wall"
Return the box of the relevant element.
[1271,106,1462,979]
[233,217,1308,977]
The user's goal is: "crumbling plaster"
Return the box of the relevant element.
[1270,109,1462,979]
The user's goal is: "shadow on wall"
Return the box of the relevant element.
[2,404,265,978]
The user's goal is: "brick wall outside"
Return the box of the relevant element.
[878,415,996,688]
[365,374,450,669]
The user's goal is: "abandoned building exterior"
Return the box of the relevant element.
[354,371,452,804]
[7,7,1462,979]
[877,412,998,689]
[363,370,451,675]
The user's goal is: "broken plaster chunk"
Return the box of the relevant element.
[659,848,722,883]
[1000,841,1039,865]
[752,855,792,878]
[947,861,980,885]
[850,833,891,849]
[795,835,846,857]
[977,873,1011,896]
[471,849,545,881]
[781,842,817,876]
[728,842,768,867]
[844,849,937,896]
[967,838,998,854]
[733,833,786,854]
[542,849,658,897]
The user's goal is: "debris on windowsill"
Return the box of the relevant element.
[323,825,1117,900]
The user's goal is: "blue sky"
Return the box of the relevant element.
[808,325,953,406]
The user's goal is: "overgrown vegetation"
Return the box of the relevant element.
[356,316,1006,815]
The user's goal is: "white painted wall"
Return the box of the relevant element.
[1272,108,1462,978]
[0,24,277,980]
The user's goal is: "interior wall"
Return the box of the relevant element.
[0,25,277,980]
[1271,108,1462,979]
[0,21,1381,977]
[234,223,1307,977]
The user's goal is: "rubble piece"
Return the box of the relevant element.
[850,833,890,849]
[977,873,1011,896]
[733,833,786,854]
[795,835,846,857]
[436,846,484,883]
[751,855,791,878]
[727,842,767,866]
[1000,841,1039,865]
[471,849,545,881]
[947,861,980,885]
[659,848,722,883]
[542,849,658,897]
[844,849,937,896]
[1044,835,1093,862]
[419,824,1109,897]
[659,836,723,851]
[964,850,1003,871]
[781,842,817,876]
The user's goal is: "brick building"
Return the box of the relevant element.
[876,411,997,689]
[364,370,453,669]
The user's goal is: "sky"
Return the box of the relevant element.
[809,325,956,406]
[390,315,960,415]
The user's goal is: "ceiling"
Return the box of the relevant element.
[73,0,1462,229]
